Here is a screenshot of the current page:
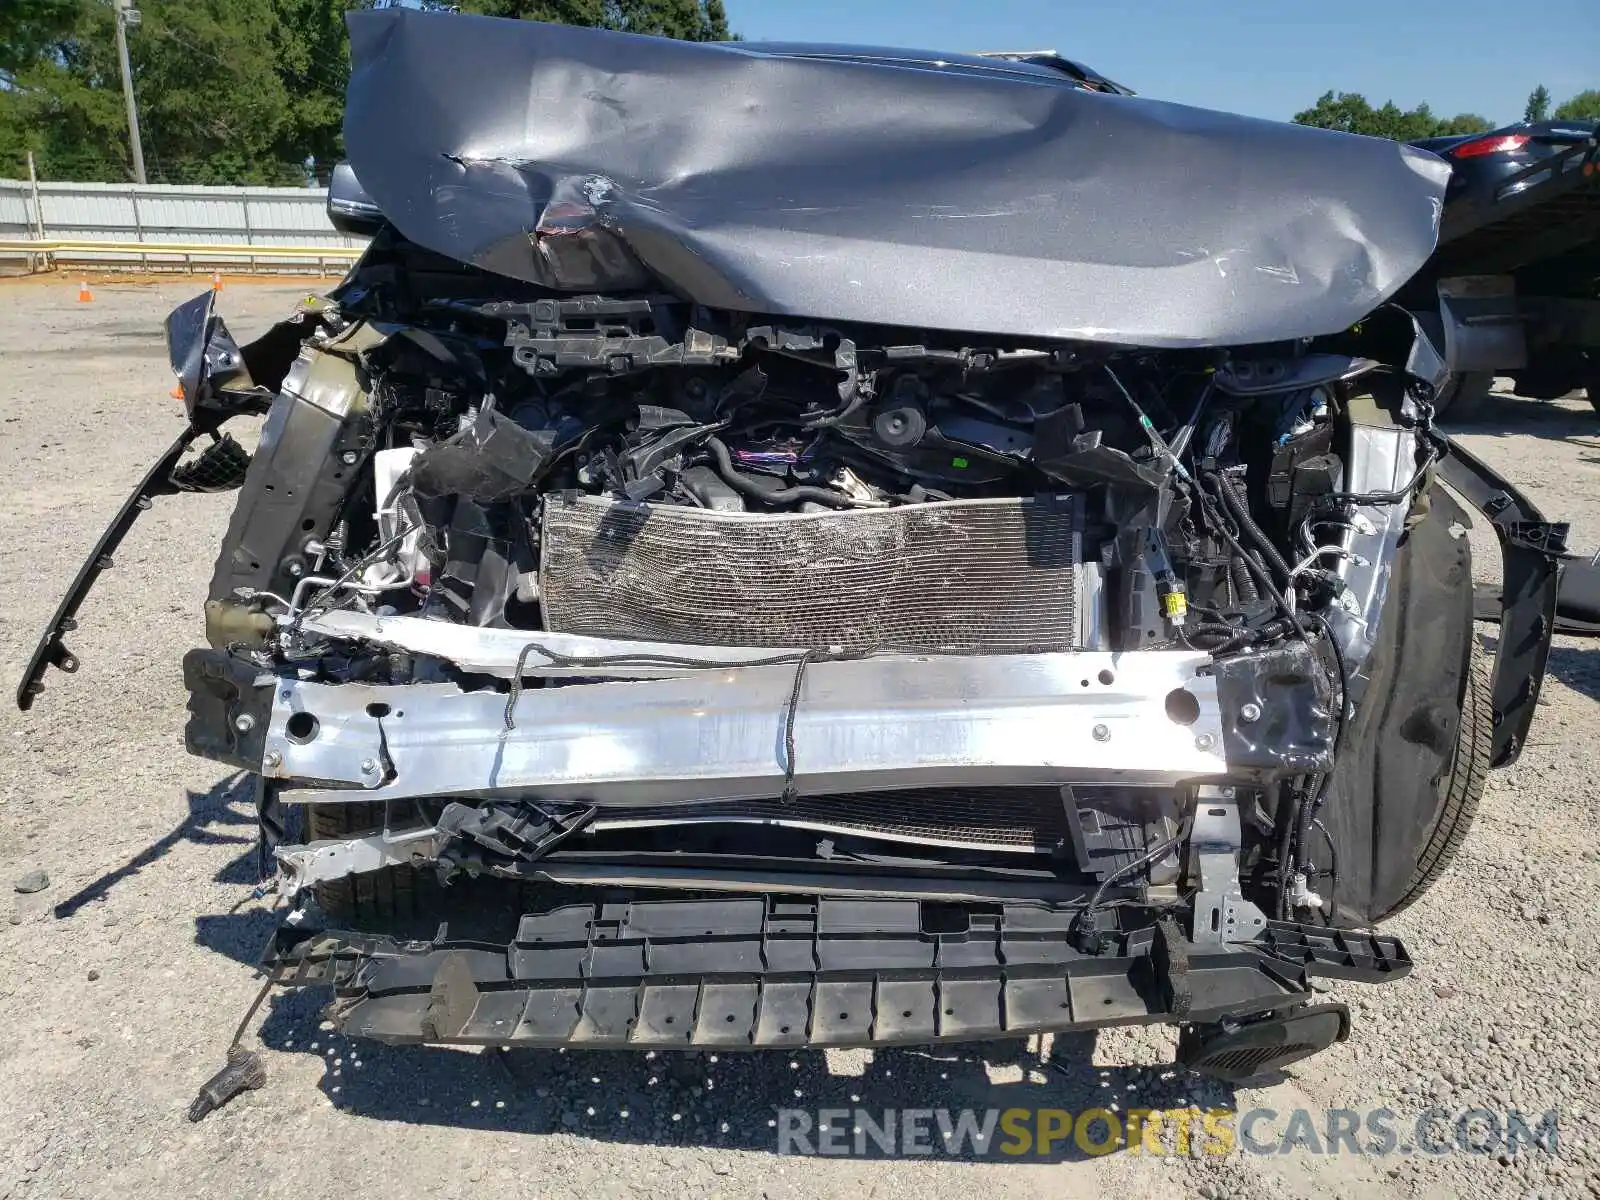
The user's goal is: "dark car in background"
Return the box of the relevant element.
[1407,119,1600,417]
[1415,120,1600,209]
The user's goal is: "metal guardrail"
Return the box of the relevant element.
[0,238,362,275]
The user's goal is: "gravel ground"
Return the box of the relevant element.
[1,279,1597,1200]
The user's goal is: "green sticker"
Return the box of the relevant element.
[951,457,969,468]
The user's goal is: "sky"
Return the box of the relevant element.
[724,0,1598,126]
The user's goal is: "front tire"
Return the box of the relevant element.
[1375,641,1491,920]
[1433,372,1496,422]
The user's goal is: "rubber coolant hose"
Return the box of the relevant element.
[704,437,854,508]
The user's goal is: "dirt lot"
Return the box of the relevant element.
[1,279,1598,1200]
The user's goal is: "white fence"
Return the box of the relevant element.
[0,178,366,273]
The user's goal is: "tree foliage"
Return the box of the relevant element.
[1294,83,1598,143]
[0,0,733,184]
[455,0,730,40]
[1292,91,1489,141]
[1554,90,1600,121]
[1,0,315,184]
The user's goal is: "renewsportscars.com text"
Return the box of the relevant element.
[775,1106,1560,1158]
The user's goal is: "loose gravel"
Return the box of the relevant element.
[1,279,1597,1200]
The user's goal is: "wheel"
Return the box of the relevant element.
[1511,350,1583,401]
[306,802,417,921]
[1433,372,1495,421]
[1377,640,1491,919]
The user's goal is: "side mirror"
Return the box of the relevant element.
[327,162,385,237]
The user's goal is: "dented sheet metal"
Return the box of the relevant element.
[344,8,1450,348]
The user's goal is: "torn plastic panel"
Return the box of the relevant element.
[409,409,556,504]
[343,8,1450,347]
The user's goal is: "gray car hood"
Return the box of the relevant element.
[344,9,1449,348]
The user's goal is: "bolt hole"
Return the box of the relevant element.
[902,1010,913,1018]
[779,1025,790,1034]
[839,1012,849,1021]
[301,518,316,532]
[1098,669,1115,685]
[726,1014,736,1023]
[284,711,319,744]
[664,1016,674,1025]
[1164,687,1201,726]
[1102,996,1114,1005]
[365,702,391,718]
[1080,679,1089,687]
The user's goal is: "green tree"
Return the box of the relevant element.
[1436,112,1493,135]
[1553,89,1600,121]
[455,0,730,40]
[2,0,307,183]
[0,0,82,82]
[267,0,365,181]
[1524,85,1551,122]
[1292,91,1457,140]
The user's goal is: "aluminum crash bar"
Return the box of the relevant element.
[268,650,1227,807]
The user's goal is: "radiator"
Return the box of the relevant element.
[538,493,1096,653]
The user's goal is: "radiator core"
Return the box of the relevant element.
[538,494,1093,653]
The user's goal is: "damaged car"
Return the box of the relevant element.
[19,8,1570,1087]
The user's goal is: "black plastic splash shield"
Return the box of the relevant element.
[265,899,1410,1049]
[1434,437,1567,766]
[343,9,1449,348]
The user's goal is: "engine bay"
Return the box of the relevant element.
[155,231,1469,954]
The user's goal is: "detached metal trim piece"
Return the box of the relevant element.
[267,650,1227,804]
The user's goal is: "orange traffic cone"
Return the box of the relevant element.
[77,279,93,303]
[211,271,223,293]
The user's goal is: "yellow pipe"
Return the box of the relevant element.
[0,238,362,258]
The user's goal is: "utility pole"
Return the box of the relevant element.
[112,0,147,185]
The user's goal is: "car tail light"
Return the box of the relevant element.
[1451,134,1531,158]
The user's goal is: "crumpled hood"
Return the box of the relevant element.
[343,8,1449,348]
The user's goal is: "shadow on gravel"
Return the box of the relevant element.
[1485,629,1600,707]
[53,771,257,919]
[1542,643,1600,704]
[214,988,1244,1161]
[1439,397,1599,444]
